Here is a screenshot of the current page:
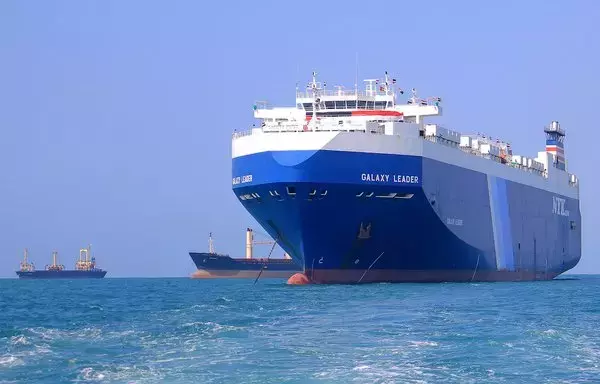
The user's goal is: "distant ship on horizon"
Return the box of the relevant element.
[189,228,302,279]
[16,246,107,279]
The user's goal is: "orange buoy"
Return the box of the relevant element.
[287,273,310,285]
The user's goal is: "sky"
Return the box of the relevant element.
[0,0,598,278]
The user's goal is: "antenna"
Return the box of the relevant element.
[382,71,400,97]
[407,88,419,105]
[355,52,359,94]
[295,63,299,94]
[308,71,323,130]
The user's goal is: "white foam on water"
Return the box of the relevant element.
[74,365,166,383]
[9,335,29,346]
[78,367,106,381]
[0,355,24,368]
[542,329,559,335]
[25,326,103,341]
[409,340,439,347]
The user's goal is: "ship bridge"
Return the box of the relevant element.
[251,71,443,133]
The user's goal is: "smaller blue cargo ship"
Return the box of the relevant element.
[189,228,302,279]
[16,246,107,279]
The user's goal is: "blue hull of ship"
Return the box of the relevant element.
[232,150,581,284]
[16,270,107,279]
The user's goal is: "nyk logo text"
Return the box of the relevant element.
[552,196,570,217]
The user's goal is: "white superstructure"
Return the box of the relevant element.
[232,72,579,199]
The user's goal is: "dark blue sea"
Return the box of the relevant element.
[1,275,599,383]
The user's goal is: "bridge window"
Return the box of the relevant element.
[325,101,335,109]
[335,100,346,109]
[357,100,366,109]
[375,101,386,109]
[347,101,356,109]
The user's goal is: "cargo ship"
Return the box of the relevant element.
[230,71,581,284]
[16,246,107,279]
[189,228,302,278]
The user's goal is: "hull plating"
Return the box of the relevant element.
[232,149,581,284]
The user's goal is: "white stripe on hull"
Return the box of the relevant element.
[232,131,578,199]
[487,175,502,270]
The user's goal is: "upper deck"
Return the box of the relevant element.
[252,71,441,128]
[234,71,578,190]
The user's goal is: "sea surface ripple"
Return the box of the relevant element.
[1,275,599,383]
